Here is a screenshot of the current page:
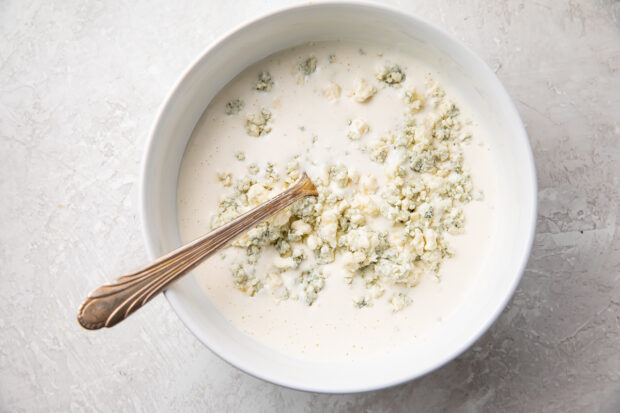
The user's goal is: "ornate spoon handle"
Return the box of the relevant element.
[77,173,317,330]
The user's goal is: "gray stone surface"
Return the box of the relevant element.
[1,0,618,411]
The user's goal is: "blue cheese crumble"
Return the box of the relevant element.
[255,71,274,92]
[213,76,476,311]
[376,64,406,85]
[245,109,272,137]
[225,98,244,115]
[299,56,318,76]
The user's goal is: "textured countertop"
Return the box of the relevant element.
[1,0,619,411]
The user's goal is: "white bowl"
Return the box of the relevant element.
[140,2,537,393]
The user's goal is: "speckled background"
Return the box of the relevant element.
[1,0,619,411]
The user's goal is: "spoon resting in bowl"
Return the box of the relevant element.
[77,172,318,330]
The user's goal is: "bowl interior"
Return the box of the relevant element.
[141,3,536,393]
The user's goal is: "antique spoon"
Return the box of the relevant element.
[77,173,318,330]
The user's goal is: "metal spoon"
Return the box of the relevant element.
[77,173,318,330]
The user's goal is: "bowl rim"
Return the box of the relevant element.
[140,0,537,393]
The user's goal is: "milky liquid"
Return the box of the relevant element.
[177,42,497,362]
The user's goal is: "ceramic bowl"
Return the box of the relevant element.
[140,2,537,393]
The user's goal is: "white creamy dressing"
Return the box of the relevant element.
[177,42,497,361]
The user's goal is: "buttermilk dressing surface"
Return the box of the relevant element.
[177,42,497,361]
